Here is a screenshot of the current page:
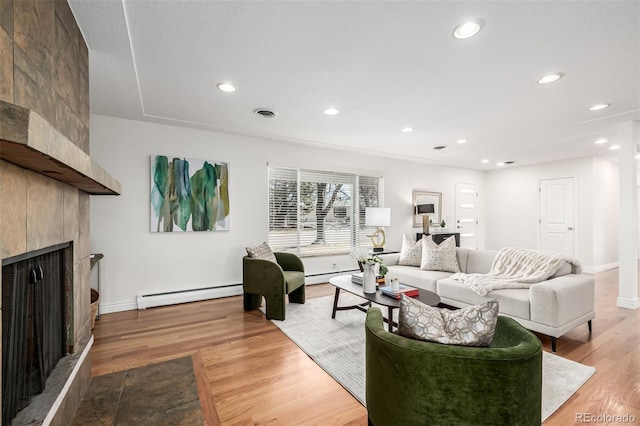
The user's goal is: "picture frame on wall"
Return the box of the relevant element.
[412,190,442,227]
[150,155,230,232]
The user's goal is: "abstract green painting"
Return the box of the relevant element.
[150,155,230,232]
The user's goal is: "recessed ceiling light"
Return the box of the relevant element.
[589,103,610,111]
[496,162,505,166]
[537,73,564,84]
[323,108,340,116]
[594,138,608,144]
[481,159,490,163]
[456,139,467,144]
[453,19,484,39]
[609,144,620,150]
[217,82,236,93]
[401,127,414,133]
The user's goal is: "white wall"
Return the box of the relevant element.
[90,115,484,312]
[484,157,618,272]
[592,157,619,268]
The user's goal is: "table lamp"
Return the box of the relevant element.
[416,203,435,235]
[365,207,391,252]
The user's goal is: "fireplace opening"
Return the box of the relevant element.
[2,243,70,426]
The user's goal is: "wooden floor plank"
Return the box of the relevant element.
[91,268,639,425]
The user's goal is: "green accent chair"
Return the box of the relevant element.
[365,307,542,426]
[242,252,305,320]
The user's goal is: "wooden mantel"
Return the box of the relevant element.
[0,101,121,196]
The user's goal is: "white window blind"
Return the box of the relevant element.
[268,166,384,256]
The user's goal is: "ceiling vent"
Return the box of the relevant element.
[433,145,447,150]
[254,108,277,118]
[504,161,515,164]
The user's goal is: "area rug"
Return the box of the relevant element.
[269,294,596,422]
[72,357,204,425]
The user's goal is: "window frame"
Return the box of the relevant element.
[267,165,384,257]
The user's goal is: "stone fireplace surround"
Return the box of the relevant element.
[1,2,120,422]
[0,104,120,424]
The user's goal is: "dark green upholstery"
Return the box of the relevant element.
[365,308,542,426]
[242,252,305,320]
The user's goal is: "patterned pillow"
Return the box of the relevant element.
[245,242,278,263]
[420,235,460,272]
[398,233,422,266]
[398,296,499,346]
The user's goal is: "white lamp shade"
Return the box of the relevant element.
[365,207,391,227]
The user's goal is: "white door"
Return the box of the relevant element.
[539,178,574,256]
[455,182,478,249]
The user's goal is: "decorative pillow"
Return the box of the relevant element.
[398,296,499,347]
[245,242,277,263]
[420,235,460,272]
[398,233,422,266]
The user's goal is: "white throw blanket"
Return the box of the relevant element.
[451,247,583,296]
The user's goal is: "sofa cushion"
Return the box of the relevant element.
[420,236,460,273]
[398,234,422,266]
[437,277,531,320]
[455,248,471,273]
[465,249,498,274]
[245,242,277,263]
[386,265,451,293]
[283,270,305,292]
[398,296,499,346]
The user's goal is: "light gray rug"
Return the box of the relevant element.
[268,294,595,422]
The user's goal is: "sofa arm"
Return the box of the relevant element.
[242,256,285,294]
[529,274,594,328]
[274,252,304,272]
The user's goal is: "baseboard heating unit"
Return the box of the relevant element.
[136,284,243,310]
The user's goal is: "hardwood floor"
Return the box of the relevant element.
[90,270,639,425]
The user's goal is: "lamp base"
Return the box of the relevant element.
[422,214,430,235]
[371,227,386,251]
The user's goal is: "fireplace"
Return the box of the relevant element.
[2,243,72,425]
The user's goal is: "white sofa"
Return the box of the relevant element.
[380,248,595,351]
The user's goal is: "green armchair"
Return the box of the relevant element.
[365,307,542,426]
[243,252,306,320]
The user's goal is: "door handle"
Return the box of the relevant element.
[568,227,573,231]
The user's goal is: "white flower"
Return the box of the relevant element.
[350,248,370,263]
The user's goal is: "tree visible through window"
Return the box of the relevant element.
[268,166,383,256]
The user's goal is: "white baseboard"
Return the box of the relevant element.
[98,285,243,314]
[98,272,350,314]
[136,284,243,310]
[99,300,138,314]
[617,297,640,310]
[582,262,619,274]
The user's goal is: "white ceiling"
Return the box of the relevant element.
[69,0,640,170]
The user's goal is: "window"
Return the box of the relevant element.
[268,165,384,256]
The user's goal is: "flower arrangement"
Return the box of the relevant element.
[350,249,389,276]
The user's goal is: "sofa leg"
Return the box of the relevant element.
[264,294,286,321]
[551,336,557,353]
[588,320,592,333]
[243,292,262,311]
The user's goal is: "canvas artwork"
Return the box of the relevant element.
[150,155,230,232]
